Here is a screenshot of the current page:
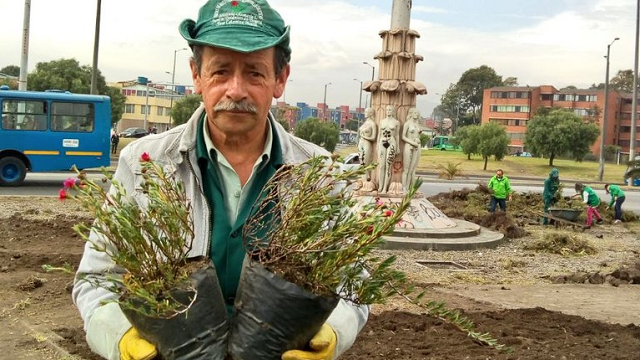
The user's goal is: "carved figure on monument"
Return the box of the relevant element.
[402,108,421,191]
[378,105,400,193]
[358,108,377,186]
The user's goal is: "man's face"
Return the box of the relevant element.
[191,46,288,138]
[496,170,503,178]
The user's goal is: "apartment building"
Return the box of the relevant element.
[481,85,619,155]
[109,78,191,133]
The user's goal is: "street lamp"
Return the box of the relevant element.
[363,61,375,107]
[169,47,188,126]
[323,82,331,121]
[598,37,620,181]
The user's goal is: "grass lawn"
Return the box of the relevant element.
[336,146,628,184]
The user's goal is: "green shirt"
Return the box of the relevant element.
[488,175,512,199]
[196,114,282,314]
[608,184,626,206]
[581,186,600,207]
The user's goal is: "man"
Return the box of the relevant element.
[110,131,119,155]
[574,183,603,229]
[487,169,512,212]
[604,183,626,224]
[72,1,368,359]
[542,168,560,225]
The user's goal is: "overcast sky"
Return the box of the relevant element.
[0,0,636,118]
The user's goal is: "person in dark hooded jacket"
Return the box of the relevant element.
[542,168,560,225]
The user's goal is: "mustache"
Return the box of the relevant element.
[213,100,258,114]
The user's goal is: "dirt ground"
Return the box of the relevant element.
[2,195,640,360]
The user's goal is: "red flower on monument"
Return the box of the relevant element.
[140,152,151,162]
[231,1,238,6]
[59,189,68,200]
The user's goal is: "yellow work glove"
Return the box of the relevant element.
[119,327,157,360]
[281,324,337,360]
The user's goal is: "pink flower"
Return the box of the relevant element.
[63,177,77,189]
[231,0,238,6]
[59,189,68,200]
[140,152,151,162]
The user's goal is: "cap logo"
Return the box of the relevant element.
[213,0,264,28]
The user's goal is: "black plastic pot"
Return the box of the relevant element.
[229,262,339,360]
[122,263,229,360]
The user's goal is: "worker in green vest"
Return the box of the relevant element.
[604,183,626,224]
[574,183,603,229]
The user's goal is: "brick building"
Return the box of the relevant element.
[481,85,623,155]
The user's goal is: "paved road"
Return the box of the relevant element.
[2,172,639,214]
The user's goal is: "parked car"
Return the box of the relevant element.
[512,151,532,157]
[340,152,362,173]
[119,127,149,138]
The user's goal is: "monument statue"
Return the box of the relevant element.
[358,108,377,184]
[402,108,421,190]
[377,105,400,193]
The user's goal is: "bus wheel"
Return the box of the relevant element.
[0,157,27,186]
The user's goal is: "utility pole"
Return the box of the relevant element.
[629,0,640,184]
[18,0,31,91]
[598,37,619,181]
[90,0,102,95]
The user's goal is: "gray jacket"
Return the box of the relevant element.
[72,105,369,360]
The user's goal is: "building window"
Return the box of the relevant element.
[507,132,524,140]
[157,107,164,116]
[125,104,135,113]
[141,105,150,114]
[490,105,530,113]
[136,90,144,97]
[540,94,552,101]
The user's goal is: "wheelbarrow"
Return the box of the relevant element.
[541,208,584,230]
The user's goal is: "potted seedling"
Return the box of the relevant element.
[62,154,228,360]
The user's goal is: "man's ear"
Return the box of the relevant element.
[190,59,202,95]
[273,64,291,99]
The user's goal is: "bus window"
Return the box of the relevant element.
[1,99,47,131]
[52,102,95,132]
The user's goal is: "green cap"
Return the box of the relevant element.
[179,0,291,61]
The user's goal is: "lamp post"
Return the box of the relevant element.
[144,81,150,131]
[323,82,331,121]
[362,61,375,107]
[629,0,640,180]
[598,37,620,181]
[169,48,188,126]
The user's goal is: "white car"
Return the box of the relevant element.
[339,153,362,173]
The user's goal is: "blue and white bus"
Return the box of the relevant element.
[0,87,111,186]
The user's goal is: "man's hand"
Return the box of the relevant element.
[119,327,157,360]
[281,324,336,360]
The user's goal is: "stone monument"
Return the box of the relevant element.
[355,0,504,249]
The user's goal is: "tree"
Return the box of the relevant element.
[419,133,430,148]
[456,65,504,125]
[294,117,339,152]
[454,125,482,160]
[0,78,17,89]
[502,77,518,86]
[103,86,126,126]
[26,58,128,125]
[525,108,600,166]
[477,123,509,170]
[440,65,505,127]
[28,58,106,94]
[0,65,20,77]
[171,94,202,126]
[609,69,635,93]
